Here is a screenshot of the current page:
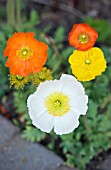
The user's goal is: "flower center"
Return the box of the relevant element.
[85,59,90,65]
[16,46,33,61]
[78,33,89,44]
[54,100,61,108]
[45,92,71,116]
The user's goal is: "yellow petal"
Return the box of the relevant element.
[68,47,107,82]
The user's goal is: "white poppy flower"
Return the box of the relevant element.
[27,74,88,135]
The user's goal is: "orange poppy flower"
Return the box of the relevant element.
[4,32,48,76]
[68,23,98,51]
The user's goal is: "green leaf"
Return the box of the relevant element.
[101,46,111,63]
[22,126,46,142]
[54,27,65,43]
[84,17,111,44]
[87,100,98,119]
[30,10,40,25]
[61,47,74,60]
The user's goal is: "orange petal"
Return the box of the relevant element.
[68,23,98,51]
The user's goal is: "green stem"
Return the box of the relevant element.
[6,0,16,27]
[6,0,11,25]
[82,116,92,140]
[100,94,111,109]
[16,0,22,31]
[51,59,62,75]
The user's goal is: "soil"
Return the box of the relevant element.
[86,149,111,170]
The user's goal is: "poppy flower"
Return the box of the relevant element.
[68,23,98,51]
[69,47,107,81]
[4,32,48,76]
[27,74,88,135]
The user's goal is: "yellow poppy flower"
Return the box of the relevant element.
[69,47,107,81]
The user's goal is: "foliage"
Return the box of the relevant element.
[1,4,111,170]
[22,126,46,142]
[84,17,111,46]
[0,33,9,96]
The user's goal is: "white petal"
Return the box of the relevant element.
[35,79,63,99]
[27,94,46,120]
[70,95,88,115]
[27,94,54,133]
[54,110,80,135]
[60,74,85,98]
[32,111,54,133]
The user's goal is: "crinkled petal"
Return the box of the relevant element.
[32,111,54,133]
[5,56,26,75]
[27,94,54,133]
[54,110,80,135]
[60,74,85,97]
[70,95,88,115]
[35,80,63,98]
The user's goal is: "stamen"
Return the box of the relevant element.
[45,92,70,116]
[54,100,61,108]
[78,33,89,44]
[85,59,90,64]
[16,46,33,61]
